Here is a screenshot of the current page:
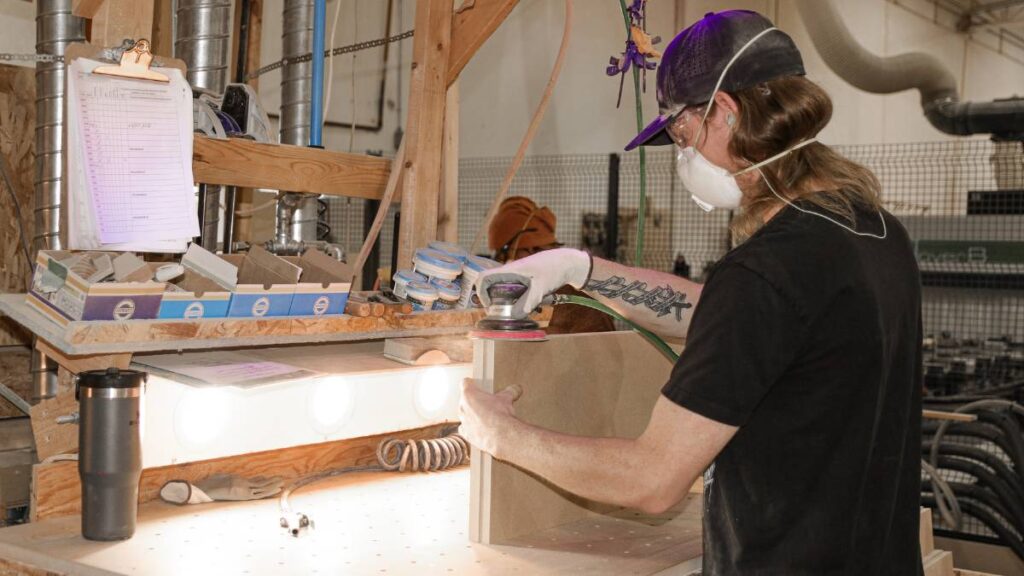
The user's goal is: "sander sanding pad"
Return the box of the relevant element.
[468,328,548,342]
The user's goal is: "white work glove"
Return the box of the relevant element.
[474,248,592,319]
[159,474,283,505]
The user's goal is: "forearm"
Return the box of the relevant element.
[582,257,702,340]
[495,420,673,512]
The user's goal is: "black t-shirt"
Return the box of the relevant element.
[663,202,923,576]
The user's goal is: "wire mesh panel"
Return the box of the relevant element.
[328,139,1022,364]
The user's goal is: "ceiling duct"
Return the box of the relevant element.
[795,0,1024,140]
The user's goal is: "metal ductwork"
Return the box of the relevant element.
[278,0,319,246]
[35,0,85,252]
[175,0,233,250]
[795,0,1024,140]
[33,0,84,402]
[175,0,232,94]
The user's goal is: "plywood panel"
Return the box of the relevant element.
[0,64,35,346]
[470,331,675,544]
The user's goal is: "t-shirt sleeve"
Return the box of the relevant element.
[662,262,807,427]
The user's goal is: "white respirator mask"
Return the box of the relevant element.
[673,27,815,212]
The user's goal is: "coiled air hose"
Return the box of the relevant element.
[552,293,679,363]
[278,428,469,536]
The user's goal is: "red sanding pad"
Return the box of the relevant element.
[468,329,548,342]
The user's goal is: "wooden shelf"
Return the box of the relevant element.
[0,294,549,357]
[192,135,393,200]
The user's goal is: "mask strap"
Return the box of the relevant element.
[732,137,818,177]
[693,27,779,147]
[755,165,889,240]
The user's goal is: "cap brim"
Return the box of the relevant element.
[624,114,676,151]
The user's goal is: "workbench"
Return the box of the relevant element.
[0,468,703,575]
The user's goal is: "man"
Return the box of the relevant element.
[460,10,923,575]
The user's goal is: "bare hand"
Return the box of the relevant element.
[458,378,522,458]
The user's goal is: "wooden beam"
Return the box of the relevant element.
[923,409,978,422]
[470,332,674,544]
[192,136,392,200]
[31,423,451,521]
[71,0,106,19]
[396,0,453,269]
[446,0,520,86]
[438,80,460,243]
[34,338,131,375]
[150,0,174,58]
[89,0,155,48]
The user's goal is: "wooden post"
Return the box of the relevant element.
[85,0,155,48]
[438,80,460,243]
[396,0,453,269]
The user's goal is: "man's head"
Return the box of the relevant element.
[488,196,561,263]
[625,10,880,239]
[625,10,805,154]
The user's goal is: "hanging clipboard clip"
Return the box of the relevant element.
[93,39,169,83]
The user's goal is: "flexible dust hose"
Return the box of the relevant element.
[794,0,1024,137]
[470,0,573,253]
[278,430,469,536]
[928,399,1024,477]
[553,294,679,363]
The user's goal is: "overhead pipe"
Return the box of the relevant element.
[33,0,84,403]
[34,0,85,252]
[795,0,1024,139]
[175,0,233,251]
[279,0,319,245]
[310,0,327,148]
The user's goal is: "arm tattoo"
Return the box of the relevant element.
[585,276,692,322]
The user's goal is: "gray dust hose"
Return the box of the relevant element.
[795,0,1024,138]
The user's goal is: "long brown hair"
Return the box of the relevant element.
[728,75,881,243]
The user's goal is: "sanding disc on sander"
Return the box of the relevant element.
[468,328,548,342]
[469,317,547,341]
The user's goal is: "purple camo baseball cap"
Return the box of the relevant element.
[624,10,805,151]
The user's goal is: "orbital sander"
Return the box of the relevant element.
[469,281,547,341]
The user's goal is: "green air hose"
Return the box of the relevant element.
[617,0,647,267]
[553,294,679,362]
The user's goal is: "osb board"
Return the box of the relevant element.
[2,468,701,576]
[29,392,79,462]
[0,64,35,346]
[0,347,32,419]
[31,423,450,522]
[470,331,675,544]
[0,294,551,356]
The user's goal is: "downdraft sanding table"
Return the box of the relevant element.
[0,469,703,575]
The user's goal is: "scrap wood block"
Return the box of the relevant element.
[29,392,79,462]
[924,550,954,576]
[470,331,674,544]
[384,336,473,365]
[921,507,935,557]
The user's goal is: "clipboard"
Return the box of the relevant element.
[60,41,189,250]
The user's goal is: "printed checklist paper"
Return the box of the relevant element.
[68,58,198,252]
